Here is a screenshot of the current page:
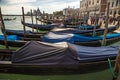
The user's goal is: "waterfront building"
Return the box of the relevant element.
[109,0,120,18]
[80,0,107,17]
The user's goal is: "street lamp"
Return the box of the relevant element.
[101,0,113,46]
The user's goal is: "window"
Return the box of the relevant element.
[110,11,112,15]
[114,11,116,17]
[118,10,120,15]
[112,2,114,7]
[89,1,91,5]
[102,0,107,4]
[97,0,99,3]
[92,0,94,5]
[116,0,118,7]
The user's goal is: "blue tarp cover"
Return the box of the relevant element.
[42,32,120,43]
[0,35,21,41]
[72,44,118,62]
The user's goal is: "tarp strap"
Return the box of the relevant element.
[108,58,116,78]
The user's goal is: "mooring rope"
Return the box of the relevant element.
[108,58,116,78]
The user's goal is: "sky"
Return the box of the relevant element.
[0,0,81,15]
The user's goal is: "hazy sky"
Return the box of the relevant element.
[0,0,81,14]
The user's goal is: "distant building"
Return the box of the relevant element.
[80,0,107,17]
[63,6,81,19]
[63,6,74,17]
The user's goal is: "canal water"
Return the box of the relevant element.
[0,15,41,34]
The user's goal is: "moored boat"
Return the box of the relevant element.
[51,25,118,36]
[42,32,120,46]
[0,41,119,73]
[21,21,59,30]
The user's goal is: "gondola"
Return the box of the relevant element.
[51,25,118,36]
[63,18,84,26]
[21,21,59,30]
[0,31,120,47]
[42,32,120,46]
[4,29,46,38]
[4,25,117,40]
[0,35,40,47]
[64,21,83,25]
[36,18,53,24]
[0,41,119,73]
[4,17,16,21]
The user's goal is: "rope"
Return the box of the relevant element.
[108,58,116,78]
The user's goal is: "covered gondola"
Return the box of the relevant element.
[42,32,120,46]
[0,31,120,47]
[51,25,118,36]
[4,17,16,21]
[36,18,53,24]
[0,41,119,73]
[5,25,118,38]
[5,29,46,38]
[21,21,60,30]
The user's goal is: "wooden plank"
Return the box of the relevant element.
[0,61,12,64]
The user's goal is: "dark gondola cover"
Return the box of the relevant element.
[22,22,60,30]
[51,25,118,35]
[5,29,43,38]
[12,41,118,65]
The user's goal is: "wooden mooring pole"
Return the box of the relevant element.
[30,9,34,32]
[0,7,9,49]
[101,2,110,46]
[92,5,97,37]
[22,7,26,38]
[113,49,120,80]
[35,11,38,32]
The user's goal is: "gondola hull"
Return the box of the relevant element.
[51,25,118,36]
[0,60,115,74]
[0,35,120,47]
[5,29,44,38]
[0,49,116,74]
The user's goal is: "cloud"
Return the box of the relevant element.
[66,1,80,8]
[37,0,80,13]
[7,0,37,4]
[1,0,80,14]
[1,3,36,15]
